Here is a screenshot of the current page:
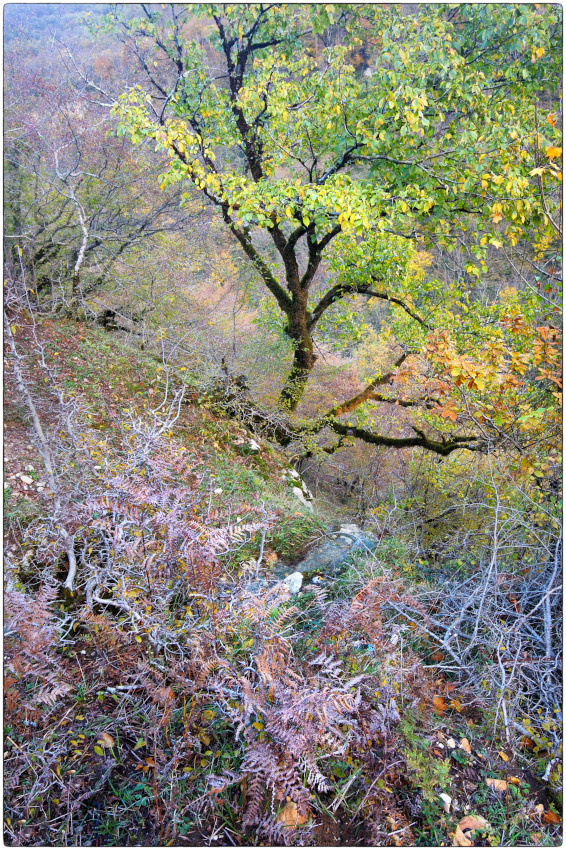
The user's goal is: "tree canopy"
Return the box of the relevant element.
[107,3,561,458]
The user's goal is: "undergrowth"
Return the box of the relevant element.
[4,316,562,847]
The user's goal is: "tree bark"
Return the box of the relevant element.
[278,297,317,411]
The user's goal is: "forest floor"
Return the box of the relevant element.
[4,315,562,847]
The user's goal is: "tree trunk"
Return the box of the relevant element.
[278,300,317,411]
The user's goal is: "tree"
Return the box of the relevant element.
[108,3,560,456]
[3,21,202,319]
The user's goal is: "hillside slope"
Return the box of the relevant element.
[4,315,561,847]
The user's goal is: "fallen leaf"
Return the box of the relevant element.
[530,833,542,845]
[460,738,472,754]
[97,732,115,748]
[458,815,490,832]
[485,777,508,792]
[277,801,307,827]
[534,804,545,815]
[433,696,447,714]
[543,810,561,824]
[498,750,509,762]
[452,825,473,846]
[153,686,175,706]
[507,776,521,786]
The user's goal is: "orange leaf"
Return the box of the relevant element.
[486,777,508,792]
[543,810,561,824]
[458,815,490,832]
[546,146,562,161]
[547,113,557,127]
[277,801,308,827]
[460,738,472,754]
[432,696,447,714]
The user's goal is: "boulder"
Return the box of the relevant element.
[283,572,303,595]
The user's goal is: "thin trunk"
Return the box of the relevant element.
[69,188,89,314]
[4,312,78,590]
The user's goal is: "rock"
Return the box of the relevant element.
[292,486,314,512]
[213,487,223,494]
[283,572,303,594]
[337,523,363,538]
[275,525,377,581]
[439,792,452,813]
[19,474,33,485]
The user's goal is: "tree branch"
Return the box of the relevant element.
[324,418,478,456]
[309,282,428,330]
[325,352,409,417]
[225,214,293,313]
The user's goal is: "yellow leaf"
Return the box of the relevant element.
[452,825,473,846]
[94,745,104,756]
[498,750,509,762]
